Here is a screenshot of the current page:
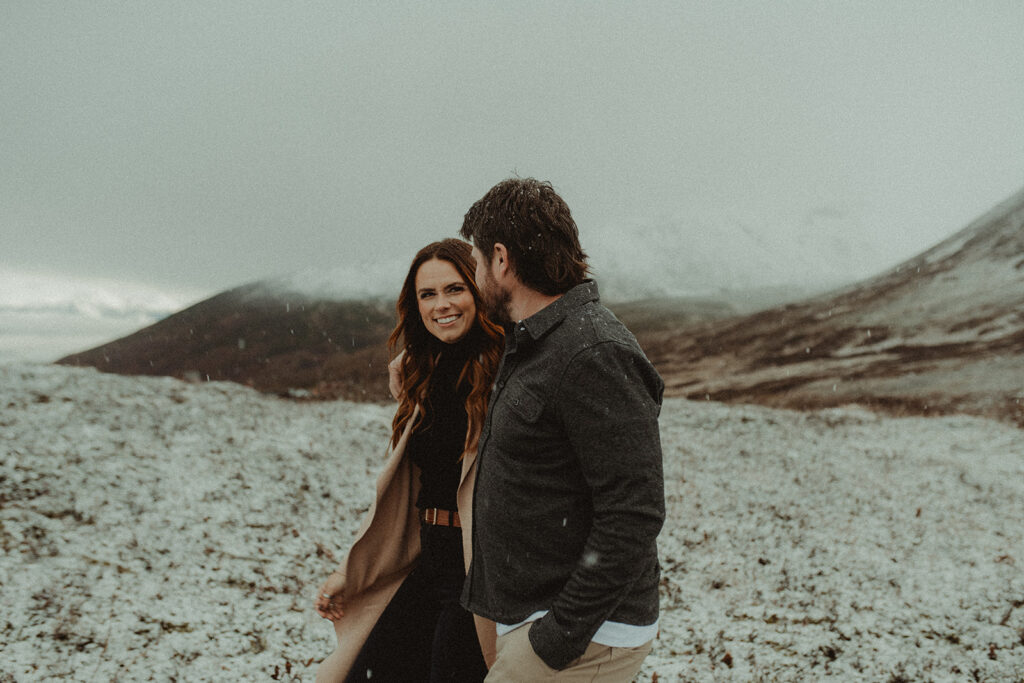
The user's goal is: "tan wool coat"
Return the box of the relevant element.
[315,409,496,682]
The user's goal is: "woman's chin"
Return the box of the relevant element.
[430,325,472,344]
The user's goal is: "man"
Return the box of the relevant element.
[459,178,665,681]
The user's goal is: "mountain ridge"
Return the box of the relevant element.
[57,185,1024,425]
[644,184,1024,426]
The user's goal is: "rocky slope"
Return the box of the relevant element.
[645,185,1024,426]
[57,186,1024,424]
[56,286,739,402]
[57,284,398,402]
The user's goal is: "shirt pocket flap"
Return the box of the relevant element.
[507,382,543,423]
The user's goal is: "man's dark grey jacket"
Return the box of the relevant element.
[462,280,665,670]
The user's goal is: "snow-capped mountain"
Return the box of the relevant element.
[56,281,400,401]
[52,184,1024,425]
[0,270,187,320]
[647,184,1024,426]
[587,210,889,302]
[54,277,736,402]
[0,271,192,362]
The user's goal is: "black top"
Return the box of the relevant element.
[461,280,665,670]
[407,345,472,511]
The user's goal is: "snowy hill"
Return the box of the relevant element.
[49,185,1024,425]
[0,270,189,363]
[647,184,1024,426]
[55,283,739,402]
[57,283,399,402]
[47,205,887,390]
[587,211,889,301]
[2,363,1022,680]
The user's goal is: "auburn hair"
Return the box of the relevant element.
[388,238,504,454]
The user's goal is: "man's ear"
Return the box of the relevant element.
[491,243,510,278]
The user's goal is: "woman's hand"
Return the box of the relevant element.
[314,571,346,621]
[388,349,406,401]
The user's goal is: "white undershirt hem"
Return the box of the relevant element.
[496,610,658,648]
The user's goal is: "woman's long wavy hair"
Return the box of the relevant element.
[388,239,504,455]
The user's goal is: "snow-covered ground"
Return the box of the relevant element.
[2,363,1022,682]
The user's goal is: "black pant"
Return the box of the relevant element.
[345,524,487,683]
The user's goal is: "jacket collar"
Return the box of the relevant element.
[511,280,600,347]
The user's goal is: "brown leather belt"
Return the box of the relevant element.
[420,508,461,528]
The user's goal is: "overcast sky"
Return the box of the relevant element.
[3,1,1024,305]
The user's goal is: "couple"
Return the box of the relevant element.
[314,178,666,682]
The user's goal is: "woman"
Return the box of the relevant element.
[314,239,504,682]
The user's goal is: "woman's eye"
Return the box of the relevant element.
[419,292,434,299]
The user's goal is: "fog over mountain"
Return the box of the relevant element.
[3,216,879,363]
[0,271,197,363]
[4,2,1023,370]
[267,211,889,305]
[646,184,1024,425]
[587,211,888,301]
[50,183,1024,427]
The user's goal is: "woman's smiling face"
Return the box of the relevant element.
[415,258,477,344]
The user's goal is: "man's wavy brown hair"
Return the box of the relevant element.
[388,238,504,454]
[459,177,590,295]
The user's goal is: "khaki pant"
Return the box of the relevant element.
[485,624,652,682]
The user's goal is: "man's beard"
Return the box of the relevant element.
[480,268,513,326]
